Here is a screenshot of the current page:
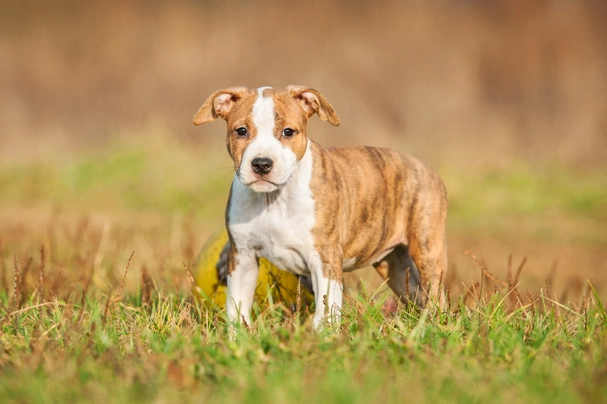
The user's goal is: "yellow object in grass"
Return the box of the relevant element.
[194,228,314,308]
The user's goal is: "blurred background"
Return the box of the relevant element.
[1,0,606,299]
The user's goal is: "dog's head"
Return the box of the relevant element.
[193,86,340,193]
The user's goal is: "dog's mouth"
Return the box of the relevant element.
[236,173,282,189]
[235,164,295,192]
[243,178,282,194]
[242,178,281,187]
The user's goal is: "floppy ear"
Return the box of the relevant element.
[286,85,340,126]
[192,86,250,126]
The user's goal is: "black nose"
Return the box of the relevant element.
[251,157,273,174]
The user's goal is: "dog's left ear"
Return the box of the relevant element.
[286,85,340,126]
[193,86,250,126]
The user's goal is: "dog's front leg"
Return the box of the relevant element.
[309,257,343,329]
[226,248,259,327]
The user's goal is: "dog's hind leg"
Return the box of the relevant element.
[402,170,449,308]
[407,233,447,308]
[374,245,424,305]
[407,209,448,307]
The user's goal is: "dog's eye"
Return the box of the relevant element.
[235,127,248,137]
[282,128,296,137]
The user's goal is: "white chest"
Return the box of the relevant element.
[227,148,317,276]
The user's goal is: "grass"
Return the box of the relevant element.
[1,265,606,403]
[0,138,606,402]
[0,137,232,216]
[446,164,607,219]
[0,213,606,404]
[3,2,607,399]
[444,163,607,245]
[2,137,606,228]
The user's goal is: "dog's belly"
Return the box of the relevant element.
[342,246,397,272]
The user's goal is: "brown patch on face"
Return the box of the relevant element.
[269,88,310,160]
[193,87,263,173]
[222,92,260,172]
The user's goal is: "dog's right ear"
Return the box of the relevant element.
[193,87,249,126]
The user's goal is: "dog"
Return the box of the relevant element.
[193,85,448,329]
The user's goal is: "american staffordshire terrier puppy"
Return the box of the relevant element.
[193,85,448,329]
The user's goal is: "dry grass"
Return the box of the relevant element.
[0,214,602,318]
[0,218,606,402]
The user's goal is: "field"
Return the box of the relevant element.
[1,1,607,403]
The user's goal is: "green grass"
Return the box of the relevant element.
[444,163,607,245]
[1,138,606,403]
[0,138,233,216]
[1,286,606,403]
[447,164,607,220]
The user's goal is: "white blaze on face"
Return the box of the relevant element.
[251,87,275,140]
[239,87,299,193]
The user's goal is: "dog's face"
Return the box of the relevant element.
[193,86,340,193]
